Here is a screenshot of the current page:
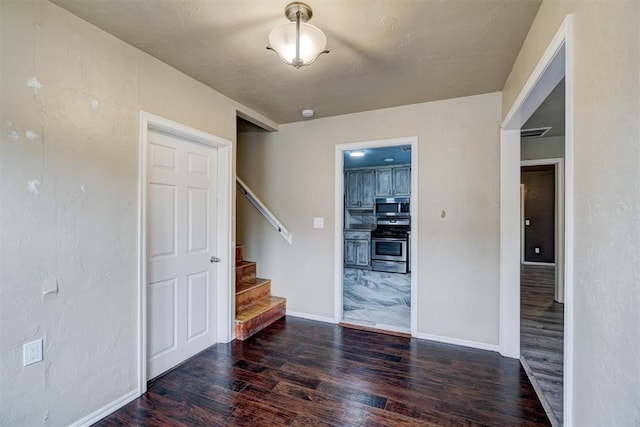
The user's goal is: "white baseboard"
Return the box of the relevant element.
[286,310,337,324]
[70,389,139,427]
[413,332,500,353]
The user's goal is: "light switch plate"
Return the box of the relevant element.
[313,217,324,229]
[23,339,43,366]
[525,219,531,226]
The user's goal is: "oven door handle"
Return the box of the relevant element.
[372,237,407,242]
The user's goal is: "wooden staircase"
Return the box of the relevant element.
[235,245,286,340]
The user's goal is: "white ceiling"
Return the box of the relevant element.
[52,0,542,124]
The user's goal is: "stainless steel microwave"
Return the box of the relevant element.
[374,197,410,218]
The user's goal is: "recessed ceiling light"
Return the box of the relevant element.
[349,150,365,157]
[383,157,395,162]
[301,109,314,118]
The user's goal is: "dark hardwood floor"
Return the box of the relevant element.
[96,317,549,426]
[521,264,564,426]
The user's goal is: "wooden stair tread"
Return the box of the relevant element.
[236,260,256,268]
[235,296,286,322]
[236,278,270,295]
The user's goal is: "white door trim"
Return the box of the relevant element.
[521,158,565,303]
[500,15,574,426]
[138,112,234,395]
[333,136,419,335]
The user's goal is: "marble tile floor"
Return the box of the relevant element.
[342,268,411,333]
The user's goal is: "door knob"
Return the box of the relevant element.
[210,256,221,263]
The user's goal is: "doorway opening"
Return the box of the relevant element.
[334,137,418,336]
[519,78,566,426]
[500,15,574,427]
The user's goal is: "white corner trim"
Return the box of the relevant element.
[287,310,338,324]
[70,389,139,427]
[503,15,573,130]
[413,332,501,353]
[333,146,345,323]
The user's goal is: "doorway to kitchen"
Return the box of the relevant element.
[334,136,418,336]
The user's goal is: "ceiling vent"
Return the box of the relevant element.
[521,127,552,139]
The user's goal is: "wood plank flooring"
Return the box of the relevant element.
[521,264,564,426]
[96,317,550,426]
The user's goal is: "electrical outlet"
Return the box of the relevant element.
[534,247,540,254]
[23,339,43,366]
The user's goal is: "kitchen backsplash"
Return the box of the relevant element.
[346,211,375,229]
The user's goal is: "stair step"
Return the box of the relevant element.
[235,296,286,341]
[235,245,243,265]
[235,260,256,284]
[236,278,271,311]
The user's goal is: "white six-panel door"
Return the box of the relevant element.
[147,129,218,379]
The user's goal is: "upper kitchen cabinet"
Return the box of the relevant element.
[375,165,411,196]
[393,166,411,195]
[345,169,375,209]
[375,168,393,196]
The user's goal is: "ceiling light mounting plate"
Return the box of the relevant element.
[285,2,312,22]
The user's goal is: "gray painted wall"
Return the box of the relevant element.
[521,135,565,160]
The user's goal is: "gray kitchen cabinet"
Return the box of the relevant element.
[393,166,411,195]
[375,168,393,196]
[375,165,411,196]
[344,231,371,268]
[345,169,374,209]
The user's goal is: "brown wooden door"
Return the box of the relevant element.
[521,165,555,263]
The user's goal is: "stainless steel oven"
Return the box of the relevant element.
[371,237,407,262]
[371,218,409,273]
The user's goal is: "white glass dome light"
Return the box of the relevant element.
[267,2,329,68]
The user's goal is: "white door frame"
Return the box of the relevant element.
[500,15,574,425]
[521,158,565,303]
[137,112,234,395]
[334,136,419,335]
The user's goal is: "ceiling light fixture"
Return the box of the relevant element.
[384,157,395,162]
[350,150,365,157]
[267,2,329,69]
[301,108,314,118]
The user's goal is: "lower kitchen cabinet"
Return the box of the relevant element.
[344,231,371,269]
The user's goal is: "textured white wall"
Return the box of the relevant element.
[0,1,252,424]
[503,1,640,424]
[238,92,502,345]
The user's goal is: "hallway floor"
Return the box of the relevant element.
[342,268,411,333]
[96,317,549,426]
[521,264,564,426]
